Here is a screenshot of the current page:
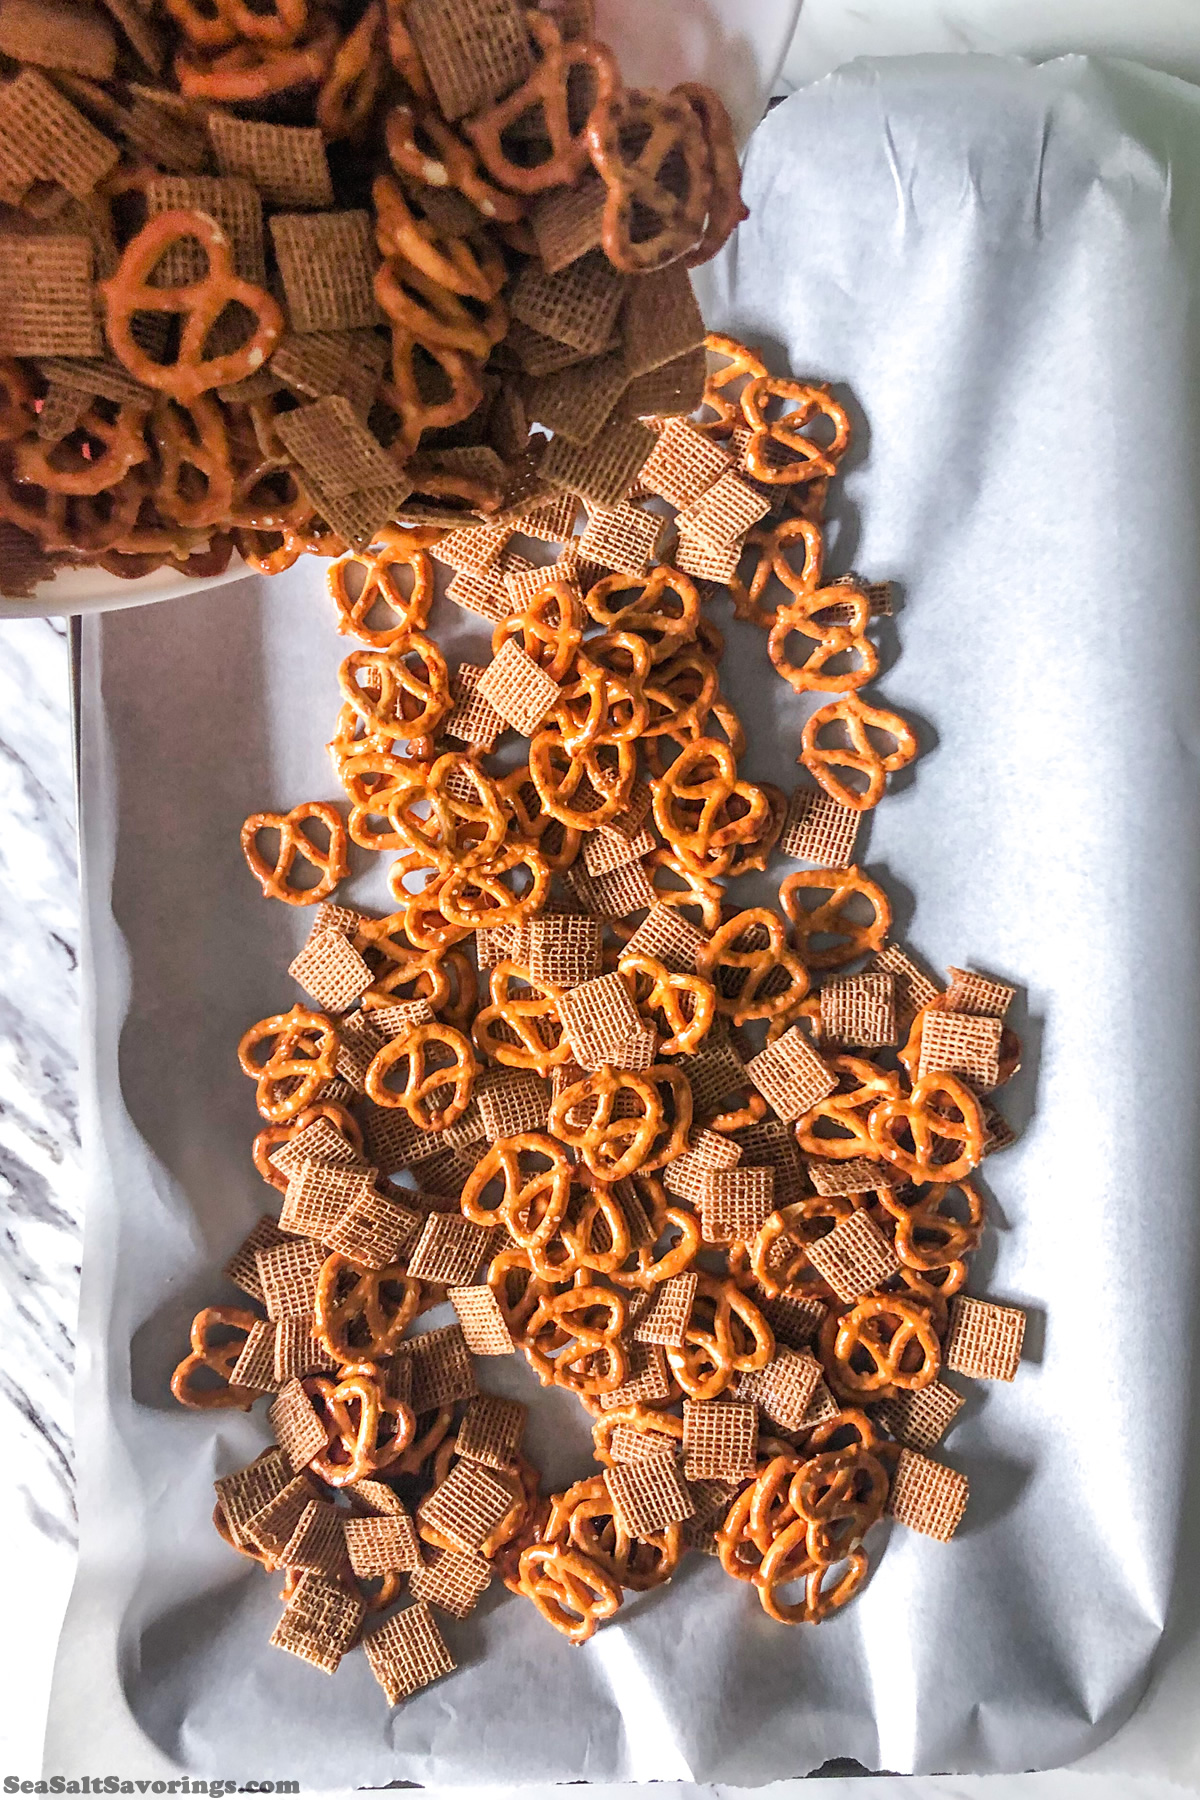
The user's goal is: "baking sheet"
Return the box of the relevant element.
[46,50,1200,1783]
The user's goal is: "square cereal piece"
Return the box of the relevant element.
[682,1398,758,1481]
[805,1155,898,1197]
[606,1421,679,1463]
[583,823,654,876]
[631,1271,698,1348]
[613,1026,658,1072]
[229,1320,279,1394]
[731,1120,807,1203]
[945,966,1016,1018]
[529,173,606,271]
[867,942,942,1033]
[802,1207,899,1304]
[430,519,512,573]
[638,417,733,509]
[213,1447,290,1547]
[345,1509,422,1578]
[405,0,531,119]
[917,1009,1004,1090]
[527,349,629,446]
[542,418,656,509]
[576,500,664,576]
[675,469,770,550]
[417,1458,519,1554]
[408,1322,477,1411]
[475,638,560,736]
[270,1571,365,1674]
[350,1475,410,1516]
[333,1009,385,1089]
[369,998,435,1039]
[207,112,332,208]
[803,1379,842,1427]
[257,1238,324,1321]
[510,248,627,353]
[672,529,739,584]
[405,1212,492,1285]
[0,68,118,200]
[617,346,707,421]
[557,969,642,1068]
[779,785,861,865]
[224,1214,291,1303]
[620,903,708,975]
[699,1165,775,1245]
[269,1114,365,1178]
[455,1392,526,1469]
[526,913,602,987]
[677,1038,748,1121]
[281,1160,377,1239]
[298,468,411,555]
[276,394,399,497]
[597,1341,672,1409]
[269,1379,330,1472]
[745,1025,837,1122]
[510,487,580,543]
[449,1284,515,1355]
[620,262,705,379]
[982,1101,1016,1155]
[611,1175,656,1248]
[280,1498,347,1577]
[363,1601,455,1705]
[410,1548,492,1618]
[270,328,384,422]
[944,1295,1026,1382]
[875,1380,965,1453]
[568,857,655,921]
[270,210,378,332]
[502,554,582,609]
[604,1451,695,1537]
[240,1473,314,1560]
[475,1066,550,1139]
[735,1347,822,1431]
[326,1186,421,1268]
[0,234,100,356]
[443,662,506,751]
[661,1128,741,1204]
[754,1290,827,1350]
[0,0,117,81]
[819,971,898,1051]
[360,1099,428,1171]
[445,565,510,623]
[886,1448,969,1542]
[273,1319,337,1383]
[144,174,265,284]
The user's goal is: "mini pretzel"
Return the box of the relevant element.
[740,377,852,486]
[868,1073,985,1182]
[751,1196,855,1299]
[385,753,508,871]
[252,1099,363,1191]
[16,400,150,496]
[328,527,437,649]
[472,962,570,1074]
[317,0,387,140]
[651,737,771,878]
[732,517,824,626]
[493,579,585,681]
[363,1019,477,1129]
[674,82,748,268]
[170,1306,259,1410]
[696,907,809,1024]
[241,801,349,905]
[375,258,508,360]
[666,1271,773,1400]
[583,568,701,663]
[385,103,525,224]
[794,1054,901,1159]
[315,1254,421,1360]
[779,866,891,969]
[698,332,769,436]
[338,635,452,742]
[374,173,507,302]
[790,1445,889,1562]
[552,633,651,752]
[643,847,724,934]
[149,397,236,531]
[528,729,635,829]
[549,1066,685,1182]
[768,588,878,694]
[435,851,550,929]
[236,1004,339,1122]
[464,10,619,194]
[519,1542,622,1643]
[497,769,582,875]
[460,1133,573,1248]
[799,695,918,812]
[586,85,711,272]
[174,22,338,102]
[548,1474,681,1591]
[618,952,714,1055]
[878,1179,985,1288]
[524,1283,628,1395]
[165,0,306,47]
[828,1293,942,1398]
[100,210,284,401]
[382,341,484,457]
[610,1200,701,1291]
[307,1363,416,1484]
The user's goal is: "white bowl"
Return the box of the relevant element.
[3,0,800,619]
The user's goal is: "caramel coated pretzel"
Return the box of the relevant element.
[518,1542,622,1643]
[799,695,918,812]
[618,952,714,1055]
[828,1293,942,1398]
[170,1306,259,1410]
[460,1133,573,1249]
[779,866,891,970]
[464,9,619,194]
[696,907,809,1025]
[241,800,349,905]
[586,84,710,272]
[328,527,437,649]
[237,1003,339,1122]
[100,210,284,401]
[740,377,851,486]
[315,1254,422,1361]
[363,1018,477,1129]
[867,1072,985,1182]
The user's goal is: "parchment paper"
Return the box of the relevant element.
[46,52,1200,1783]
